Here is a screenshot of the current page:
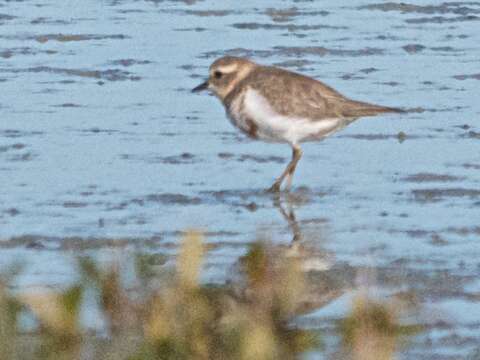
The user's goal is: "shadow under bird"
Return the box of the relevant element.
[192,56,403,192]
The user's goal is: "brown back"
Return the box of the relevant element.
[233,65,401,120]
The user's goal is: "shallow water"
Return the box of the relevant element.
[1,0,480,358]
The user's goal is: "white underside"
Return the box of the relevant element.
[230,88,343,145]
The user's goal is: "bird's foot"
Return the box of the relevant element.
[266,182,281,193]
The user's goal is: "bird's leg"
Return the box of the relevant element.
[285,146,303,192]
[267,145,303,193]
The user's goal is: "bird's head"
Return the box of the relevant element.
[192,56,256,100]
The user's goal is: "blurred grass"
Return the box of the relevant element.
[0,231,418,359]
[339,296,422,360]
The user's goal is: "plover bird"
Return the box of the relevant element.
[192,56,402,192]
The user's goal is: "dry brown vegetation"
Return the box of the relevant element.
[0,232,418,359]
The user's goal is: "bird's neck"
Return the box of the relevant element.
[218,64,255,101]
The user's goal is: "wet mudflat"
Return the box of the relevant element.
[1,0,480,358]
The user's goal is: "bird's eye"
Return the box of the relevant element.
[214,71,223,79]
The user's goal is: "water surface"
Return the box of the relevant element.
[1,1,480,358]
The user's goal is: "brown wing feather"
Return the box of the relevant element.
[336,99,404,118]
[241,66,402,120]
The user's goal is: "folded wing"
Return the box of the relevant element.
[247,66,403,121]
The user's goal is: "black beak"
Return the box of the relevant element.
[192,80,209,93]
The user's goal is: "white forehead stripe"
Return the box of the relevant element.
[214,63,238,74]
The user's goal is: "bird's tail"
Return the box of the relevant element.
[341,99,405,118]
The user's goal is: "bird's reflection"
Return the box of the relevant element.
[272,192,335,271]
[273,193,303,243]
[269,192,354,313]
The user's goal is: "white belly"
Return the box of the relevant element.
[229,88,342,145]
